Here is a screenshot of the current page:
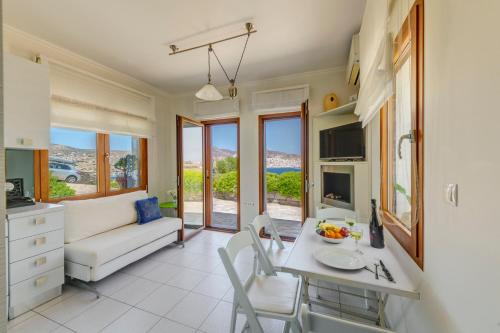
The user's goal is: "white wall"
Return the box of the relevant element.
[364,0,500,332]
[3,26,172,201]
[169,68,357,229]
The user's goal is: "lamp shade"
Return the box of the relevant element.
[195,83,223,101]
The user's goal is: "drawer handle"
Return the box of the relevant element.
[34,217,46,225]
[34,237,47,246]
[35,257,47,266]
[34,276,48,287]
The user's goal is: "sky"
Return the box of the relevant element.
[51,128,134,151]
[264,118,301,154]
[183,118,301,162]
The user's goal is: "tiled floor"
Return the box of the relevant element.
[7,230,295,333]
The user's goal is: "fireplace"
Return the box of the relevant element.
[321,165,355,210]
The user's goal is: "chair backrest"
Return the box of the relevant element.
[315,206,356,220]
[249,214,285,250]
[218,231,267,333]
[301,305,394,333]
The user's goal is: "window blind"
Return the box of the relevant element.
[49,61,155,137]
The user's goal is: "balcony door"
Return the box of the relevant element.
[204,118,240,232]
[258,103,309,240]
[177,116,205,240]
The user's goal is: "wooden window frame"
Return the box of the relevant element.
[37,131,148,202]
[380,0,424,268]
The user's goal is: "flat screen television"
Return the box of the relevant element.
[320,122,365,160]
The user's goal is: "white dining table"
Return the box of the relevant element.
[279,218,420,327]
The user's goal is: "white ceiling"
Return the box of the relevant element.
[4,0,366,94]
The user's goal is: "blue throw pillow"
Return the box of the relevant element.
[135,197,162,224]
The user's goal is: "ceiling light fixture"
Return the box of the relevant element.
[169,22,256,101]
[195,45,223,101]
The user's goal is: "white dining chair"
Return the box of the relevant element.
[218,231,303,333]
[301,304,394,333]
[247,213,291,272]
[315,206,356,220]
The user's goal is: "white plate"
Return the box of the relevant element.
[313,247,366,270]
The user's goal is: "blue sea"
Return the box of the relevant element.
[266,167,301,174]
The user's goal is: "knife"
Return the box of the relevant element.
[379,260,395,282]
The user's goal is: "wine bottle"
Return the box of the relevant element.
[369,199,385,248]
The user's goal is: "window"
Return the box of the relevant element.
[40,128,147,201]
[380,0,424,268]
[109,134,141,191]
[49,128,98,199]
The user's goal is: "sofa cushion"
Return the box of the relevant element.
[61,191,148,243]
[135,197,162,224]
[64,217,182,267]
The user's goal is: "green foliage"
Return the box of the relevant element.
[215,157,237,174]
[110,179,120,189]
[276,171,301,199]
[183,169,203,200]
[394,183,411,203]
[266,173,279,193]
[213,171,237,195]
[49,174,76,199]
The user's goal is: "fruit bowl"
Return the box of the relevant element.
[315,221,350,244]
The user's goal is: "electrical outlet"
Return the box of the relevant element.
[16,137,33,146]
[445,184,458,206]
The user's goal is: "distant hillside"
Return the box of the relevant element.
[49,144,131,175]
[212,147,237,160]
[211,147,300,168]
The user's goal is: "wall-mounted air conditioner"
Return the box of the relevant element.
[346,34,360,86]
[252,85,309,113]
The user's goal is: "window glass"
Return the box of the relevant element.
[109,134,141,190]
[389,57,412,230]
[49,128,97,198]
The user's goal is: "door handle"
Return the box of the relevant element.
[397,130,416,159]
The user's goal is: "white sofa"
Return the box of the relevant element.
[62,191,182,282]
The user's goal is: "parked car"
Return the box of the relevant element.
[49,162,81,183]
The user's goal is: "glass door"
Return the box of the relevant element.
[204,119,239,231]
[177,116,205,240]
[259,107,308,240]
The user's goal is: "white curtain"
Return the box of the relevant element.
[355,33,393,127]
[49,61,155,137]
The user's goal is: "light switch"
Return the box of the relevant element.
[445,184,458,206]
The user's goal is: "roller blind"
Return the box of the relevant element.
[193,98,239,120]
[49,61,155,136]
[355,0,393,127]
[252,85,309,113]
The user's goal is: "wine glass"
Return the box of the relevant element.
[345,216,356,230]
[350,226,364,254]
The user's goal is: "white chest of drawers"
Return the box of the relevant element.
[6,203,65,319]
